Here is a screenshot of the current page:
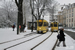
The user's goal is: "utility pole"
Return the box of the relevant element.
[31,0,34,32]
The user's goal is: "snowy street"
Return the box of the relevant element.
[0,28,75,50]
[0,0,75,50]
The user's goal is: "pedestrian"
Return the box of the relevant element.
[57,28,66,47]
[12,24,15,31]
[23,24,26,32]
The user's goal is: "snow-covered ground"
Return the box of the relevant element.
[0,27,75,50]
[65,29,75,32]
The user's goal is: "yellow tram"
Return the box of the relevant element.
[36,19,48,33]
[50,22,58,32]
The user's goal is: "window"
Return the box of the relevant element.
[69,24,70,27]
[51,24,53,27]
[72,24,73,26]
[69,9,71,13]
[72,13,73,17]
[67,19,68,22]
[69,19,70,22]
[38,22,43,26]
[69,14,70,17]
[44,22,48,26]
[72,8,73,12]
[72,18,73,22]
[67,15,68,18]
[54,24,57,27]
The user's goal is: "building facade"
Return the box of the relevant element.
[57,3,75,27]
[65,3,75,27]
[57,11,63,24]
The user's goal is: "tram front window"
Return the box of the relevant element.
[54,24,57,27]
[38,22,43,26]
[44,22,48,26]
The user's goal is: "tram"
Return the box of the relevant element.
[36,19,48,33]
[27,19,48,33]
[50,22,58,32]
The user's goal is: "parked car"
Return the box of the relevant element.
[72,27,75,29]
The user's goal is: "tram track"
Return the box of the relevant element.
[0,33,36,45]
[4,34,43,50]
[30,32,53,50]
[52,32,59,50]
[30,32,58,50]
[2,32,59,50]
[52,39,58,50]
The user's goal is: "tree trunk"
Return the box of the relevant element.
[15,0,23,34]
[18,5,23,32]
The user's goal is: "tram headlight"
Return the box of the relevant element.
[39,28,41,29]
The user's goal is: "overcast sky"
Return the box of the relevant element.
[56,0,75,5]
[0,0,75,6]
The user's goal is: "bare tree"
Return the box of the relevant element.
[15,0,23,34]
[2,0,14,21]
[0,0,17,27]
[30,0,57,20]
[46,0,58,21]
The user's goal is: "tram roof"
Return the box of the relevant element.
[36,19,48,22]
[51,22,58,23]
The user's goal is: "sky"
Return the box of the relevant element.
[45,0,75,22]
[0,0,75,7]
[56,0,75,5]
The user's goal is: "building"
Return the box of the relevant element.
[65,3,75,27]
[57,11,63,24]
[57,3,75,28]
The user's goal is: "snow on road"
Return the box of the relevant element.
[0,34,41,50]
[34,32,58,50]
[0,28,75,50]
[8,32,53,50]
[64,29,75,32]
[55,33,75,50]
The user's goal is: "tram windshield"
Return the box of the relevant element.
[38,22,43,26]
[44,22,48,26]
[54,24,57,27]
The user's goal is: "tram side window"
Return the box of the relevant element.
[44,22,48,26]
[51,24,53,27]
[38,22,43,26]
[54,24,57,27]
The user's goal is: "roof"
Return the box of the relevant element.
[36,19,48,22]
